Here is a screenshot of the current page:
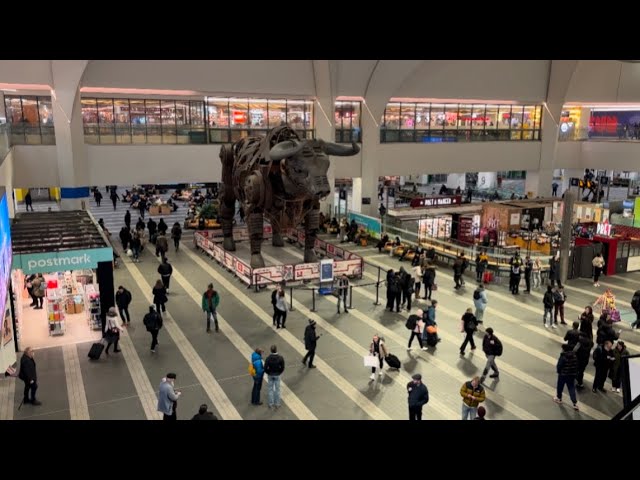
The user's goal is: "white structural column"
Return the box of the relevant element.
[50,60,89,211]
[359,101,380,217]
[528,60,578,198]
[313,60,336,217]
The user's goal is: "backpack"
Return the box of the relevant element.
[494,338,503,356]
[473,290,481,300]
[248,362,256,377]
[466,316,477,331]
[553,291,564,303]
[406,314,418,330]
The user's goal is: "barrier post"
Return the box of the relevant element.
[311,288,316,312]
[349,285,353,309]
[377,265,381,284]
[254,274,258,293]
[374,281,381,306]
[289,287,294,312]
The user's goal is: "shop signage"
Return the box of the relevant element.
[596,219,612,237]
[12,247,114,275]
[410,195,461,208]
[348,212,381,238]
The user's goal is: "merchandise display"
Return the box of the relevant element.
[85,283,101,331]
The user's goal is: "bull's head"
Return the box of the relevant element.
[268,138,360,199]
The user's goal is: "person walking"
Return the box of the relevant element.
[509,262,521,295]
[532,257,542,289]
[553,343,580,411]
[191,404,218,420]
[171,222,182,251]
[592,253,605,287]
[406,310,425,351]
[609,340,629,393]
[110,189,119,210]
[25,190,34,212]
[337,274,349,314]
[130,232,141,263]
[274,290,288,329]
[630,290,640,329]
[480,327,503,382]
[147,218,157,242]
[157,218,168,236]
[541,285,554,328]
[592,340,615,393]
[553,286,567,325]
[459,308,478,355]
[422,262,436,300]
[386,272,402,312]
[250,348,264,406]
[369,334,388,380]
[271,284,283,326]
[263,345,285,409]
[115,285,132,325]
[453,256,463,289]
[157,373,181,421]
[94,189,103,207]
[302,319,320,368]
[157,257,173,293]
[31,274,45,309]
[143,305,163,353]
[152,279,168,318]
[119,226,131,251]
[400,267,414,311]
[575,331,594,389]
[104,307,124,355]
[473,284,487,323]
[523,256,533,293]
[460,376,486,420]
[124,209,131,230]
[412,262,423,300]
[201,283,220,333]
[19,347,41,406]
[155,233,169,261]
[407,373,429,421]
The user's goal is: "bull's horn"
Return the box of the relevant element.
[321,141,360,156]
[268,140,306,161]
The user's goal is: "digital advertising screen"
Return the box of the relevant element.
[0,192,11,340]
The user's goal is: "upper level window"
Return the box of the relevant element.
[380,100,542,143]
[3,95,56,145]
[334,101,361,143]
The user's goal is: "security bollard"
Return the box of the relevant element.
[289,287,294,312]
[349,285,353,309]
[311,288,316,312]
[374,281,381,306]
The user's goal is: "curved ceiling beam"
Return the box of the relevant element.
[50,60,89,123]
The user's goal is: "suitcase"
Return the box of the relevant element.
[88,342,105,360]
[425,333,438,347]
[482,271,493,283]
[385,353,401,369]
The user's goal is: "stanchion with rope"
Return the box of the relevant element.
[289,287,294,312]
[349,285,353,309]
[374,281,381,306]
[311,288,316,312]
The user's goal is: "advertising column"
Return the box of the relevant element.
[0,191,15,371]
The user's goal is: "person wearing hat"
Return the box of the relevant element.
[143,305,163,353]
[407,373,429,420]
[104,307,124,355]
[158,373,181,421]
[302,320,320,368]
[459,308,478,355]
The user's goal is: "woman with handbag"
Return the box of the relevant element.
[104,307,124,355]
[153,279,168,318]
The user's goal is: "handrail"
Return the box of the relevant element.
[611,393,640,420]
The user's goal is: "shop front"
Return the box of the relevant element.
[9,211,114,350]
[0,189,16,373]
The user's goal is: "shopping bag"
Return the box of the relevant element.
[364,355,378,367]
[432,283,438,291]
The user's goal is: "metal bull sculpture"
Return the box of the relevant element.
[219,125,360,268]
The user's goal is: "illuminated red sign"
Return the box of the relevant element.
[410,195,462,208]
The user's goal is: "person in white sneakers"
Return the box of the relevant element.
[369,334,388,380]
[542,285,555,328]
[592,253,605,287]
[406,310,425,351]
[553,344,579,411]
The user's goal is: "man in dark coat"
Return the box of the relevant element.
[115,286,133,324]
[302,319,320,368]
[407,373,429,420]
[553,343,579,411]
[143,305,163,353]
[592,340,615,393]
[575,332,594,389]
[157,257,173,292]
[191,404,218,420]
[124,209,131,229]
[19,347,41,406]
[563,321,581,349]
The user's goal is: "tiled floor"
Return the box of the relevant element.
[4,190,637,420]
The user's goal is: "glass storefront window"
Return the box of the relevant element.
[229,98,249,128]
[471,104,487,130]
[304,101,314,129]
[145,100,161,143]
[498,105,512,129]
[444,104,458,130]
[5,97,23,123]
[130,99,146,143]
[82,98,99,144]
[114,99,131,144]
[286,100,306,131]
[457,104,473,129]
[522,106,535,130]
[97,99,115,144]
[37,97,54,144]
[189,101,204,126]
[400,103,415,129]
[430,104,445,129]
[384,103,400,129]
[207,98,230,128]
[161,100,177,144]
[511,105,525,130]
[248,100,267,128]
[268,100,286,128]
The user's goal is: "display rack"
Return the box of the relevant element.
[85,284,102,331]
[46,287,65,336]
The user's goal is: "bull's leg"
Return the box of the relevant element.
[304,206,320,263]
[219,146,236,252]
[272,222,284,247]
[248,211,266,268]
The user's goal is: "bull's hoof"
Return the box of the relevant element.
[304,249,318,263]
[272,233,285,247]
[250,254,265,269]
[223,237,236,252]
